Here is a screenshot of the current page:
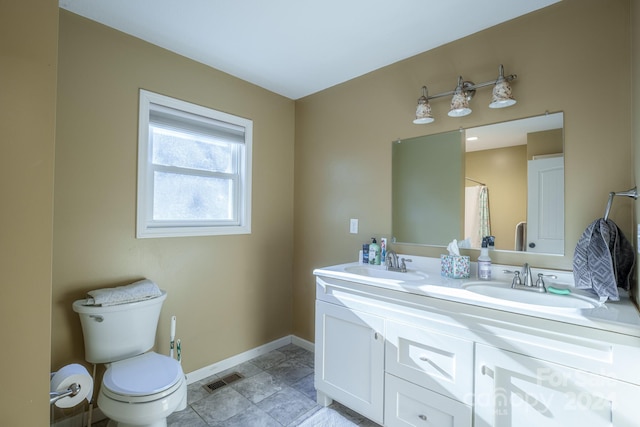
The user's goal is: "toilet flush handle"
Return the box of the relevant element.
[89,315,103,322]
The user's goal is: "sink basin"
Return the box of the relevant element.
[344,265,428,281]
[462,281,600,310]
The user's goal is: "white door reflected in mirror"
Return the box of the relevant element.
[527,155,564,254]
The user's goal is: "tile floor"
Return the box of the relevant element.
[94,344,380,426]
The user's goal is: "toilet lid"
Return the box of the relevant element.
[103,352,183,396]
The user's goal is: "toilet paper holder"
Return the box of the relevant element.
[49,378,81,406]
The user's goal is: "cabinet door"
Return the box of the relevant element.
[474,344,639,427]
[315,300,385,424]
[385,373,472,427]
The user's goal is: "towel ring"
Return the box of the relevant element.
[603,187,638,221]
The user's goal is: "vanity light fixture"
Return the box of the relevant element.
[489,64,516,108]
[413,86,434,124]
[413,64,517,124]
[448,76,473,117]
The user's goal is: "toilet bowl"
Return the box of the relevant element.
[73,290,187,427]
[99,352,187,427]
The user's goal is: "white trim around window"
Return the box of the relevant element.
[137,89,252,238]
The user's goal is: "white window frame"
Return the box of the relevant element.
[137,89,252,238]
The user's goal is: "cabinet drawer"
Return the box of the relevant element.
[385,373,472,427]
[474,343,640,427]
[386,320,474,405]
[485,320,640,386]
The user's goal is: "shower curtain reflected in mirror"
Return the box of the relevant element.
[465,185,491,248]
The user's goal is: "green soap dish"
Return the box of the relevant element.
[548,286,571,295]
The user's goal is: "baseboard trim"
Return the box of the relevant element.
[291,335,314,352]
[185,334,314,384]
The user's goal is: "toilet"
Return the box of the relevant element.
[73,291,187,427]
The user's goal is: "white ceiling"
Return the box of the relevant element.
[466,113,564,152]
[59,0,560,100]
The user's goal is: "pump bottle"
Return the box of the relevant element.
[369,238,381,265]
[478,237,492,280]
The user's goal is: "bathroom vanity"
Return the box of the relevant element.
[313,257,640,427]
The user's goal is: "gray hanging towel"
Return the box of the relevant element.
[573,218,635,301]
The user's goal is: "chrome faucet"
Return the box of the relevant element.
[522,263,534,287]
[505,263,547,293]
[399,257,412,273]
[385,250,399,270]
[385,250,412,272]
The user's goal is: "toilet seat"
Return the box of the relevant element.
[102,352,183,403]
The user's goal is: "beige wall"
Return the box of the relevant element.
[294,0,634,341]
[0,1,58,425]
[52,10,295,382]
[466,145,527,251]
[527,128,563,159]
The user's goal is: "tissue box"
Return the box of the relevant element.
[440,254,470,279]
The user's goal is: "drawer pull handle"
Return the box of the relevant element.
[481,365,495,379]
[418,414,428,421]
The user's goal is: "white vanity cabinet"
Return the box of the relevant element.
[315,277,473,426]
[314,300,385,424]
[313,272,640,427]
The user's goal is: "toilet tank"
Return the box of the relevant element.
[72,292,167,364]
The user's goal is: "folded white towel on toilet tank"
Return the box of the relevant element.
[84,279,162,306]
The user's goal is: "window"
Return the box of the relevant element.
[137,90,252,238]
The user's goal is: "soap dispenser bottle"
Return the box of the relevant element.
[478,237,492,280]
[369,238,381,265]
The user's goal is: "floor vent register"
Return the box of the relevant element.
[203,372,244,393]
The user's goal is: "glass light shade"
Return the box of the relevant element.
[413,117,435,124]
[448,91,472,117]
[413,95,434,124]
[489,78,516,108]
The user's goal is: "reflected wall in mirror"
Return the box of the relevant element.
[392,131,464,245]
[392,112,564,255]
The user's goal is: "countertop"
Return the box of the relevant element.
[313,256,640,338]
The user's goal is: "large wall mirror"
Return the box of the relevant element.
[392,112,564,255]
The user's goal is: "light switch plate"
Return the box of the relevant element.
[350,218,359,234]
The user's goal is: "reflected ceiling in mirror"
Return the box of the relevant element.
[392,112,564,255]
